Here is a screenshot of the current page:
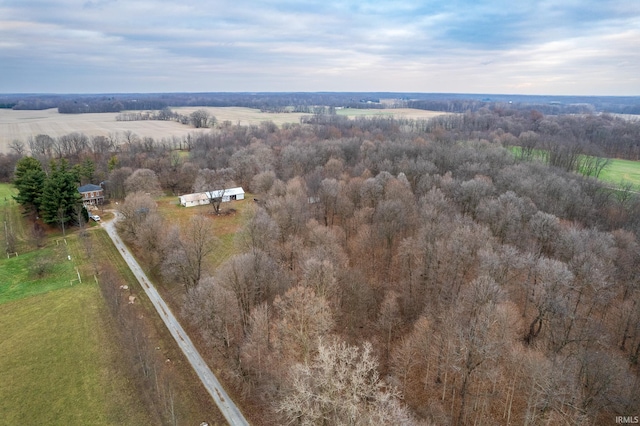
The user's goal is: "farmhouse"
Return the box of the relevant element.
[178,187,245,207]
[78,183,104,206]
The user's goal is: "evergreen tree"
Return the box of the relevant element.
[75,158,95,185]
[13,156,46,214]
[40,159,81,235]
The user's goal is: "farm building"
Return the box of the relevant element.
[178,187,245,207]
[178,192,210,207]
[78,183,104,206]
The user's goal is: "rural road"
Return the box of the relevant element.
[102,214,249,426]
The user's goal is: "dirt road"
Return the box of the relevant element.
[102,214,249,426]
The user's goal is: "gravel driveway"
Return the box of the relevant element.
[102,214,249,426]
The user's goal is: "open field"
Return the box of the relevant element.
[336,107,449,120]
[508,146,640,189]
[0,189,222,425]
[0,106,447,153]
[0,285,152,426]
[0,229,152,425]
[172,106,312,126]
[599,158,640,189]
[0,108,211,153]
[0,243,77,304]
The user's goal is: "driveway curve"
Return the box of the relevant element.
[102,214,249,426]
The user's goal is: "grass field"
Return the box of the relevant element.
[0,284,151,426]
[0,228,152,425]
[0,243,77,304]
[0,108,209,154]
[508,146,640,190]
[598,158,640,189]
[0,185,28,251]
[335,107,448,120]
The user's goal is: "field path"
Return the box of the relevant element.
[102,213,249,426]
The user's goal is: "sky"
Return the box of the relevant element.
[1,0,639,95]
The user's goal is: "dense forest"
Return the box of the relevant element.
[7,105,640,425]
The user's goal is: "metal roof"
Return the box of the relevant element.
[78,184,103,193]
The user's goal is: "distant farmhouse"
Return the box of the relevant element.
[178,187,245,207]
[78,183,104,206]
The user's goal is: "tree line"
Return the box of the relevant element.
[3,92,638,114]
[9,108,640,424]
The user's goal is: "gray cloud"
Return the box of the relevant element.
[1,0,638,94]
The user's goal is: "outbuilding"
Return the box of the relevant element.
[205,187,245,203]
[178,192,210,207]
[178,187,245,207]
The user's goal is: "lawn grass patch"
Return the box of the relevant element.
[0,243,77,304]
[0,283,151,426]
[598,158,640,189]
[0,183,18,200]
[0,183,29,251]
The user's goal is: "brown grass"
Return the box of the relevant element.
[0,108,211,153]
[0,106,448,153]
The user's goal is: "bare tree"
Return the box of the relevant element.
[193,168,236,215]
[272,286,334,363]
[183,276,241,353]
[235,206,280,256]
[190,109,212,128]
[28,134,54,162]
[117,192,158,241]
[9,140,25,156]
[277,340,414,425]
[124,168,162,196]
[217,250,291,336]
[162,215,218,289]
[107,166,133,200]
[377,290,401,360]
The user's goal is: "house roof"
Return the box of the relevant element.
[205,187,245,198]
[179,187,245,203]
[78,184,102,193]
[179,193,209,203]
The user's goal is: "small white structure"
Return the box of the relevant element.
[178,192,210,207]
[178,187,245,207]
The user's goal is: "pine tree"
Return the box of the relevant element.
[40,159,82,235]
[13,156,46,214]
[75,158,95,185]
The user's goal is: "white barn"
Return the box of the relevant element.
[178,187,245,207]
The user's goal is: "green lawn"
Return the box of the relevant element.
[0,184,16,201]
[0,279,150,425]
[1,184,28,251]
[598,158,640,189]
[0,243,77,304]
[508,146,640,190]
[0,196,153,425]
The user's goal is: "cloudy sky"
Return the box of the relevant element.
[1,0,639,95]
